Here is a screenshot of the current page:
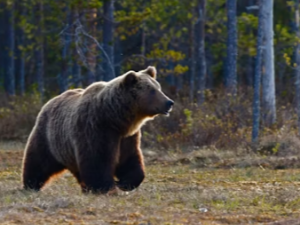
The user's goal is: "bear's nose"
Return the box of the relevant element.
[166,100,174,108]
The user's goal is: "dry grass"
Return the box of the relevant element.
[1,143,300,224]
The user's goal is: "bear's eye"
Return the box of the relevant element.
[150,89,156,95]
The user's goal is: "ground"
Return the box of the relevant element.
[0,142,300,225]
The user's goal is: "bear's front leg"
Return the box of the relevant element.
[116,132,145,191]
[77,136,120,194]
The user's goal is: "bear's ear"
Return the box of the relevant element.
[123,71,138,87]
[143,66,157,79]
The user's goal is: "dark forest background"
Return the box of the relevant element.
[1,0,300,153]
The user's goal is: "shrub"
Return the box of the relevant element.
[0,93,42,140]
[1,88,300,156]
[142,89,300,154]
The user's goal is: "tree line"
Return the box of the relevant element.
[0,0,300,143]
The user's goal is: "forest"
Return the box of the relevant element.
[1,0,300,146]
[1,0,300,224]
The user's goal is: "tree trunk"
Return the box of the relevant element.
[102,0,115,81]
[85,8,96,84]
[96,8,103,81]
[16,2,26,95]
[114,36,122,77]
[0,2,5,88]
[72,59,82,88]
[190,20,195,103]
[60,7,71,93]
[4,2,15,96]
[246,0,254,88]
[294,0,300,135]
[141,22,146,57]
[225,0,237,95]
[36,2,44,101]
[262,0,276,127]
[196,0,206,105]
[73,6,82,87]
[252,0,264,143]
[246,54,253,87]
[20,32,26,96]
[206,53,213,89]
[15,2,20,95]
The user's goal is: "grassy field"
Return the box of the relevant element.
[0,142,300,224]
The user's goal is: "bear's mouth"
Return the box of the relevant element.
[163,111,170,116]
[155,106,173,116]
[162,107,173,116]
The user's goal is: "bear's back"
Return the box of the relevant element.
[82,81,107,96]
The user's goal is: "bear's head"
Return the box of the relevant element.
[121,66,174,117]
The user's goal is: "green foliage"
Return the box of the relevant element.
[0,0,297,93]
[272,142,281,154]
[237,13,258,57]
[173,64,189,75]
[182,108,193,136]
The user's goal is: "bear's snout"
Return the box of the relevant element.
[166,100,174,109]
[163,99,174,115]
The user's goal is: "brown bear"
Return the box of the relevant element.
[22,66,174,194]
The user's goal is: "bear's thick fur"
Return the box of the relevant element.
[22,66,174,194]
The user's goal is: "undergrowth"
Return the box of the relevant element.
[142,89,300,154]
[0,89,300,157]
[0,94,42,140]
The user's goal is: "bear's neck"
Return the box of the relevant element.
[91,91,149,137]
[125,114,151,137]
[109,107,150,137]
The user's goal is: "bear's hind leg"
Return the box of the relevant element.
[22,133,65,191]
